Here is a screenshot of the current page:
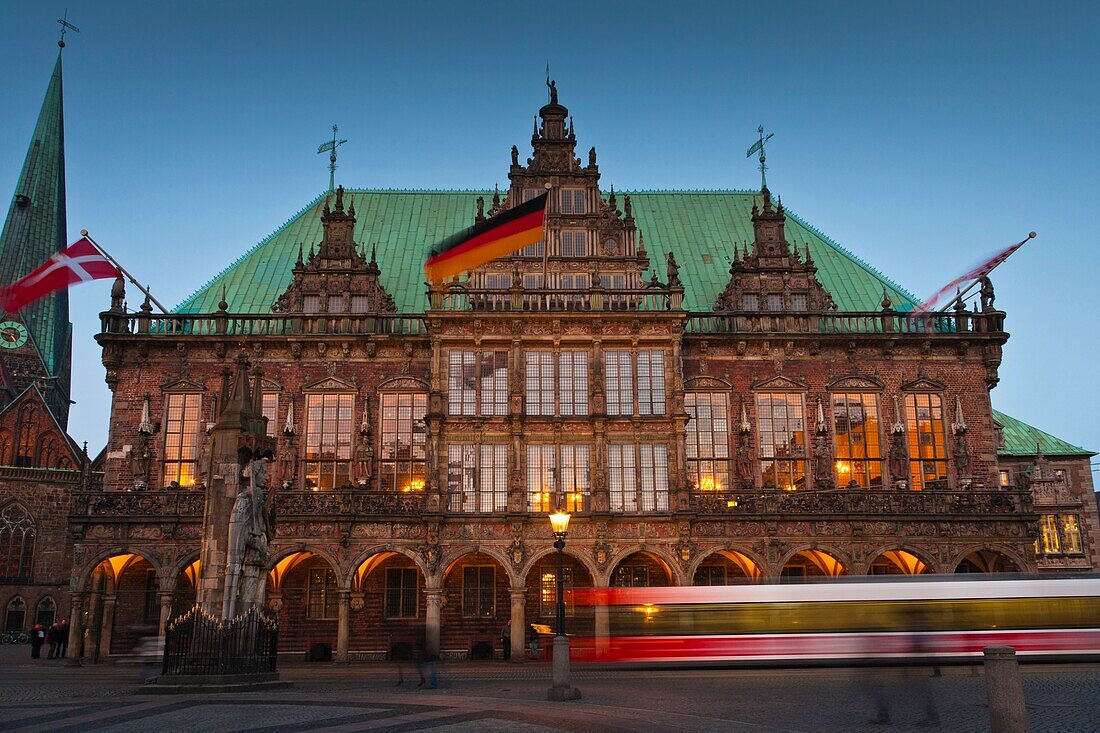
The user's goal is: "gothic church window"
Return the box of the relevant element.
[756,392,806,491]
[685,393,730,492]
[379,393,427,492]
[304,393,354,490]
[15,403,39,467]
[608,443,669,512]
[832,393,883,488]
[4,596,26,633]
[34,597,55,627]
[0,504,35,580]
[163,393,202,487]
[905,393,948,490]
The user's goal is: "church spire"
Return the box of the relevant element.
[0,47,72,426]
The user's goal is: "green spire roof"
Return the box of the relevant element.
[0,52,70,399]
[176,190,917,314]
[993,410,1094,458]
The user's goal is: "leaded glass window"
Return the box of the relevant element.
[685,393,730,492]
[756,393,806,490]
[905,394,948,490]
[604,351,633,416]
[560,188,586,215]
[561,230,588,257]
[559,352,588,416]
[1040,514,1060,554]
[304,393,354,490]
[462,566,495,617]
[379,393,427,492]
[832,393,882,488]
[605,351,665,416]
[306,568,338,619]
[163,392,202,488]
[1063,514,1083,554]
[525,351,587,417]
[608,444,669,512]
[261,392,278,437]
[539,565,573,617]
[447,444,507,513]
[525,351,554,416]
[611,566,648,587]
[527,444,589,512]
[385,568,418,618]
[448,351,508,417]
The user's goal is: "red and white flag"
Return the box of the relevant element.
[913,232,1035,313]
[0,237,120,313]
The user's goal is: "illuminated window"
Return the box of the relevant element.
[1062,515,1083,554]
[832,393,882,489]
[447,444,507,513]
[462,566,495,617]
[560,188,586,215]
[163,392,202,487]
[0,504,35,580]
[685,393,730,491]
[527,444,589,512]
[525,351,588,417]
[611,566,648,587]
[261,392,279,437]
[1039,515,1061,554]
[379,393,427,493]
[756,393,806,490]
[605,350,666,416]
[385,568,418,618]
[539,565,574,617]
[905,394,948,490]
[560,230,588,257]
[306,568,338,619]
[304,393,354,490]
[608,444,669,512]
[448,350,507,416]
[999,469,1012,487]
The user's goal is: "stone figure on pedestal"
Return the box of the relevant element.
[224,451,273,619]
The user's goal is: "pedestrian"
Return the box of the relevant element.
[30,623,46,659]
[500,621,511,661]
[529,624,539,660]
[414,628,437,689]
[46,622,60,659]
[57,619,69,658]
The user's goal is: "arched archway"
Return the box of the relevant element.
[441,551,510,660]
[869,549,934,575]
[610,551,674,588]
[693,550,763,585]
[171,559,200,617]
[954,549,1020,574]
[86,553,160,656]
[266,550,341,654]
[349,551,426,660]
[523,550,596,659]
[781,549,847,580]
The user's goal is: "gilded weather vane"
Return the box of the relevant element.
[57,10,80,48]
[746,125,774,190]
[317,124,348,193]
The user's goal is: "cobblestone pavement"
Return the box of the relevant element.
[2,646,1098,732]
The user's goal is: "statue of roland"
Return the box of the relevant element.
[224,450,274,619]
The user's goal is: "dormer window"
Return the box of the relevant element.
[560,188,586,215]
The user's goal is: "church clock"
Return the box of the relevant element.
[0,321,29,349]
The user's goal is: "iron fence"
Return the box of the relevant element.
[162,605,278,676]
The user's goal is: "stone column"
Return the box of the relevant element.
[157,592,174,641]
[64,593,86,667]
[509,587,527,662]
[336,590,351,662]
[425,587,442,658]
[97,593,117,662]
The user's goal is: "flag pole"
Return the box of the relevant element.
[81,230,171,314]
[947,231,1036,309]
[924,231,1036,313]
[541,183,552,291]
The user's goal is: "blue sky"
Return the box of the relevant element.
[1,1,1097,467]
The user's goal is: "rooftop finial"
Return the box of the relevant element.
[746,124,774,191]
[57,11,80,49]
[545,63,558,104]
[317,124,347,193]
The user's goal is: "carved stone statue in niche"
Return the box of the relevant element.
[734,433,753,488]
[354,427,374,485]
[277,436,297,489]
[813,437,834,490]
[953,431,971,480]
[132,437,152,490]
[888,429,909,489]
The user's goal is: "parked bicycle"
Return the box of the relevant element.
[1,631,30,644]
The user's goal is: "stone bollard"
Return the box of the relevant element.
[983,646,1029,733]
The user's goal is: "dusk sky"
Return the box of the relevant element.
[1,1,1097,466]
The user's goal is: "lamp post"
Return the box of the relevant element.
[547,507,581,701]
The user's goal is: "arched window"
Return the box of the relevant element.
[0,430,12,465]
[37,436,60,469]
[4,596,26,633]
[35,597,56,627]
[15,403,40,467]
[0,504,36,580]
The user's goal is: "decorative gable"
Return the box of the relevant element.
[828,375,885,391]
[901,376,946,392]
[272,186,396,315]
[303,376,357,392]
[0,386,80,470]
[751,375,808,391]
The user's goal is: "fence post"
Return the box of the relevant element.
[983,646,1029,733]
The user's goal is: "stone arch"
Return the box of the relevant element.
[605,546,683,587]
[161,549,202,591]
[4,595,27,633]
[34,595,57,627]
[74,547,162,594]
[439,545,519,587]
[519,546,600,587]
[689,547,765,584]
[345,545,428,590]
[866,546,937,575]
[265,548,343,654]
[952,546,1024,574]
[779,546,850,580]
[439,549,513,660]
[266,545,345,588]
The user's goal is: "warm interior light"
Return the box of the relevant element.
[697,475,723,492]
[835,461,851,475]
[402,478,426,493]
[548,508,572,536]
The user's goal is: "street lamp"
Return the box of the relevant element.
[547,507,581,701]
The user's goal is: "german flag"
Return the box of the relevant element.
[425,192,548,283]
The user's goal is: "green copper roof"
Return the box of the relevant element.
[176,190,918,314]
[0,52,70,396]
[993,410,1094,458]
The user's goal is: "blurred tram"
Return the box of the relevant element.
[570,576,1100,665]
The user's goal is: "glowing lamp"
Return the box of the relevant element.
[549,508,572,538]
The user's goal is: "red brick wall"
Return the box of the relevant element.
[351,554,424,655]
[440,552,508,656]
